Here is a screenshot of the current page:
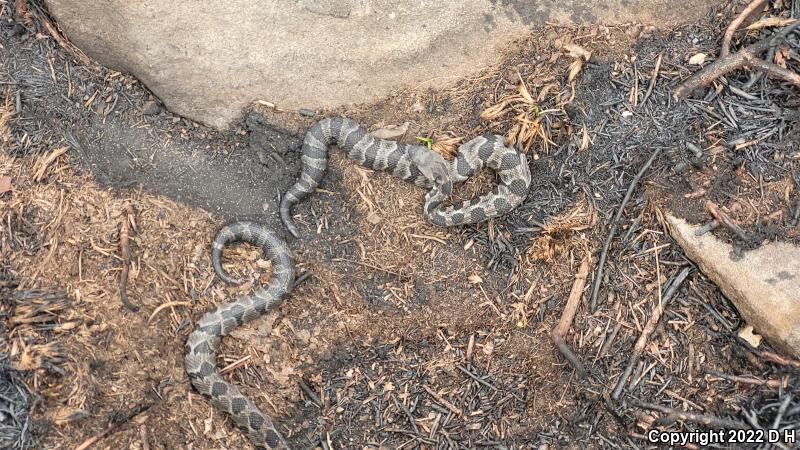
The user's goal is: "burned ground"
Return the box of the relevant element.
[1,0,799,449]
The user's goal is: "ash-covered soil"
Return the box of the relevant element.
[1,1,798,450]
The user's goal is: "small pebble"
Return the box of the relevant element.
[298,108,315,117]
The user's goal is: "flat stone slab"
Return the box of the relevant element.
[44,0,715,129]
[666,215,800,358]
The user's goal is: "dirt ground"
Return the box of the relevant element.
[1,1,799,449]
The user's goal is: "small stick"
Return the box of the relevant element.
[746,57,800,85]
[27,3,92,66]
[74,402,154,450]
[721,0,768,57]
[147,301,191,324]
[391,393,420,435]
[612,267,691,400]
[590,147,662,311]
[632,401,751,430]
[705,200,748,240]
[640,53,662,106]
[675,20,800,97]
[298,378,322,406]
[293,271,312,289]
[750,349,800,368]
[140,426,150,450]
[772,394,793,429]
[551,257,590,378]
[423,385,463,417]
[118,205,138,311]
[219,355,251,375]
[456,365,498,391]
[704,368,784,388]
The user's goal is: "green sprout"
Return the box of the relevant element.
[416,136,434,149]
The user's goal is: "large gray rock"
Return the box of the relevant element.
[45,0,715,129]
[666,215,800,358]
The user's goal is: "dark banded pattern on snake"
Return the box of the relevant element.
[185,222,295,449]
[280,117,532,238]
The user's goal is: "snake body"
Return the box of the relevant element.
[280,117,532,237]
[187,118,532,449]
[185,222,295,449]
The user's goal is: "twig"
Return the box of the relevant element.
[772,394,793,429]
[704,368,785,388]
[612,267,691,400]
[640,53,662,106]
[219,355,251,375]
[754,350,800,368]
[147,301,191,324]
[423,386,463,417]
[633,401,751,430]
[551,257,590,378]
[721,0,768,57]
[139,426,150,450]
[74,402,154,450]
[746,57,800,85]
[118,205,138,311]
[391,393,420,435]
[590,147,662,311]
[298,378,322,407]
[456,365,498,392]
[27,3,92,66]
[675,19,800,97]
[293,271,312,289]
[705,200,748,240]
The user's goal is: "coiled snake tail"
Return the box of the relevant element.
[186,222,295,449]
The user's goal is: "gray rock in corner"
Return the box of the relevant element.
[666,215,800,358]
[44,0,716,129]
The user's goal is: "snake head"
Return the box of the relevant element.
[411,148,452,194]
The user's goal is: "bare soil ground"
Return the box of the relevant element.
[1,1,799,449]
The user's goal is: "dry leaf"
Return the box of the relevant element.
[366,212,381,225]
[563,43,591,61]
[537,83,558,102]
[517,73,535,104]
[431,136,462,158]
[0,176,11,194]
[49,408,89,426]
[468,274,483,284]
[774,45,790,68]
[579,126,591,152]
[482,340,494,356]
[567,59,584,82]
[383,382,395,392]
[480,100,509,121]
[688,53,707,66]
[738,324,762,348]
[372,122,410,139]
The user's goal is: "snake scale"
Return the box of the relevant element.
[186,117,532,449]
